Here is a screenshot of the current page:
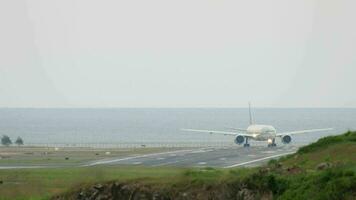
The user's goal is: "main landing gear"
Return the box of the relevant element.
[268,138,277,147]
[243,137,250,147]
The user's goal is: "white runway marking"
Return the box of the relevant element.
[191,148,215,154]
[223,152,295,168]
[198,162,206,165]
[84,149,197,166]
[132,162,142,165]
[152,160,181,167]
[261,151,276,154]
[191,150,206,153]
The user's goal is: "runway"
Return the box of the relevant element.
[87,145,299,168]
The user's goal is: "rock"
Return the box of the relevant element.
[316,162,332,170]
[137,193,150,200]
[76,191,86,199]
[152,193,161,200]
[53,181,270,200]
[89,189,99,199]
[96,194,110,200]
[237,188,255,200]
[94,184,104,191]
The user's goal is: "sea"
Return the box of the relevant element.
[0,108,355,147]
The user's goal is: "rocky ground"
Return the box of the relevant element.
[52,180,272,200]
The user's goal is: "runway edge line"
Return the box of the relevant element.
[223,151,296,168]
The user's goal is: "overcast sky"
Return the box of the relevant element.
[0,0,355,108]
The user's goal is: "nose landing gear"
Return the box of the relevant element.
[243,137,250,147]
[268,138,277,147]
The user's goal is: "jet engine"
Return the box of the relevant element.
[234,135,245,144]
[282,135,292,144]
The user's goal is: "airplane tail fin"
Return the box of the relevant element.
[249,102,254,125]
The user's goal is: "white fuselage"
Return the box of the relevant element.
[246,124,276,142]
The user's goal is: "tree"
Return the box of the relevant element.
[15,137,24,146]
[1,135,12,146]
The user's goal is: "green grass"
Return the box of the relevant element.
[0,166,258,200]
[277,131,356,170]
[278,142,356,170]
[297,130,356,154]
[0,166,184,200]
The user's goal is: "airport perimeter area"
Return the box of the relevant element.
[1,132,355,200]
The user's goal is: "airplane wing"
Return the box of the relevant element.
[224,127,247,132]
[276,128,333,137]
[181,128,252,137]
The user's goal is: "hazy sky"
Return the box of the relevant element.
[1,0,355,108]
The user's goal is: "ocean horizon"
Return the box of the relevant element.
[0,108,355,146]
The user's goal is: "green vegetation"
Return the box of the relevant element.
[278,130,356,169]
[15,137,24,146]
[0,132,355,200]
[264,131,356,199]
[298,130,356,154]
[0,166,184,200]
[275,167,356,200]
[1,135,12,146]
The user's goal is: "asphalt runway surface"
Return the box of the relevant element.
[87,145,299,168]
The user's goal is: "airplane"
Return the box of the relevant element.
[181,103,333,147]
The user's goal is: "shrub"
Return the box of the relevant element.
[278,168,356,200]
[244,172,288,195]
